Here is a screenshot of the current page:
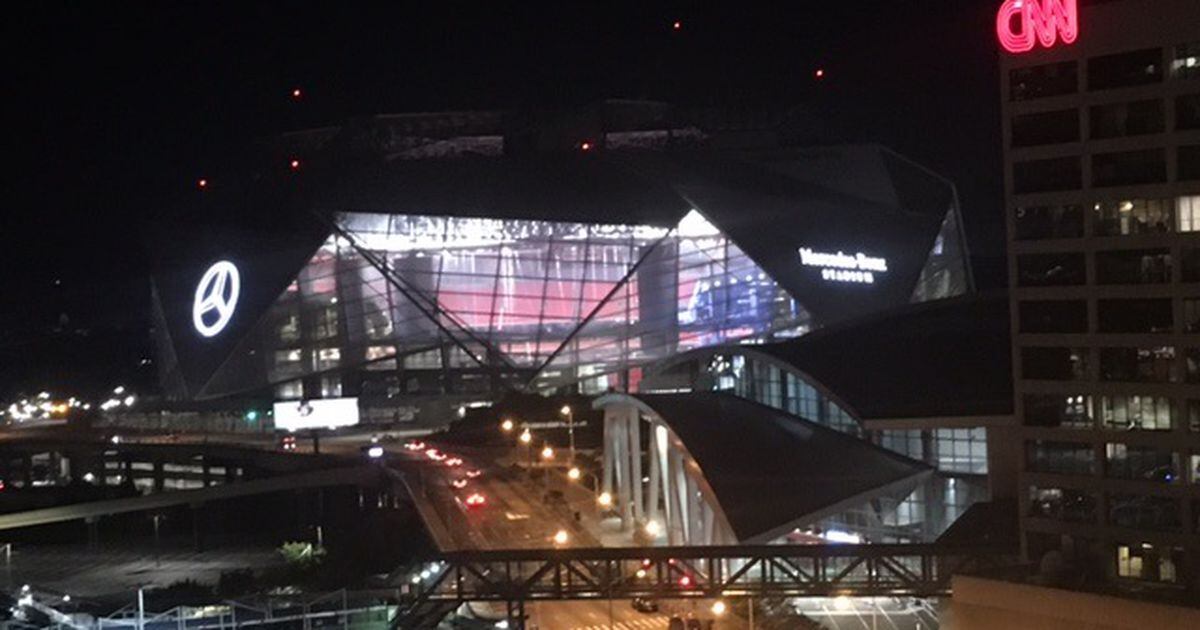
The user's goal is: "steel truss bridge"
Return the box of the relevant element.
[390,543,1010,629]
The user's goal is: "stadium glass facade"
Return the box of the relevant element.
[643,346,989,541]
[201,209,814,405]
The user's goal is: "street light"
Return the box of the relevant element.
[553,529,569,546]
[644,519,661,538]
[518,428,532,444]
[559,404,575,462]
[597,491,613,507]
[568,466,581,480]
[500,418,514,432]
[711,601,727,616]
[541,445,554,460]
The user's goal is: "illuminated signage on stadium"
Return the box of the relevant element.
[192,260,240,338]
[273,397,361,431]
[996,0,1078,54]
[799,248,888,284]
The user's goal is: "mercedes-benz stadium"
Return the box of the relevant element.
[150,105,972,419]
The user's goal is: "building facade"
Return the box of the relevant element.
[1000,0,1200,593]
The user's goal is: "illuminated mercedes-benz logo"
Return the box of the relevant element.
[192,260,241,338]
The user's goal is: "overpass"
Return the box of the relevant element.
[0,465,390,531]
[390,543,1011,629]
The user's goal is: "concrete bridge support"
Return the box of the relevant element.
[600,401,735,546]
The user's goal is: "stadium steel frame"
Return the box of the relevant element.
[391,544,1009,629]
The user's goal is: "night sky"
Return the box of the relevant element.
[5,1,1006,397]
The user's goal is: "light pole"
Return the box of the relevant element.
[151,514,164,567]
[540,443,554,491]
[560,405,575,463]
[519,427,533,480]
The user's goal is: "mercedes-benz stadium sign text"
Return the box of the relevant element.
[799,248,889,284]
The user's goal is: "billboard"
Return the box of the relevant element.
[273,397,360,431]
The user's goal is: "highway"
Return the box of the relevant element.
[0,465,386,530]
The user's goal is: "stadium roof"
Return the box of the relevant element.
[754,293,1013,421]
[615,392,932,542]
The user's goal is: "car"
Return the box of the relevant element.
[426,448,447,461]
[465,469,482,478]
[463,492,487,508]
[404,440,426,451]
[445,457,464,467]
[279,435,297,451]
[451,478,469,489]
[631,598,659,613]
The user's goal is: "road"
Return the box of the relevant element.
[390,438,604,551]
[527,600,738,630]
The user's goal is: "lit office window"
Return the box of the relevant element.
[933,428,987,474]
[320,376,341,398]
[313,305,339,339]
[402,349,442,370]
[1100,395,1174,431]
[1028,486,1096,523]
[1024,394,1093,429]
[1094,198,1174,235]
[275,380,303,400]
[313,347,340,370]
[364,346,396,371]
[278,313,300,342]
[1172,42,1200,79]
[1117,543,1182,583]
[1178,196,1200,232]
[274,349,302,366]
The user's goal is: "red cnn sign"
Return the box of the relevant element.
[996,0,1079,53]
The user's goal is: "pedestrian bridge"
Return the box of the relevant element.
[390,543,1010,629]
